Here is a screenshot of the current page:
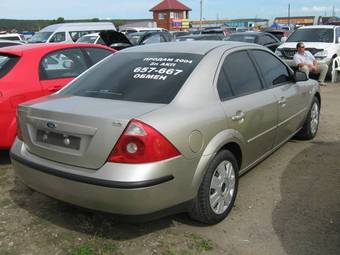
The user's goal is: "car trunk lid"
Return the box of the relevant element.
[18,95,164,169]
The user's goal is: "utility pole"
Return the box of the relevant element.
[288,3,290,28]
[200,0,203,30]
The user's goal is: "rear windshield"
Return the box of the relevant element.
[0,36,20,41]
[0,54,19,78]
[287,29,334,43]
[59,52,203,104]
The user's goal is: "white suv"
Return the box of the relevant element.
[275,25,340,76]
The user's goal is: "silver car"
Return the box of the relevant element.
[11,41,320,224]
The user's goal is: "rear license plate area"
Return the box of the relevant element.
[36,129,81,150]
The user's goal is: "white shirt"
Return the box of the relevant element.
[294,51,315,66]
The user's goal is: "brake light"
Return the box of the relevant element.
[16,113,23,141]
[108,119,181,163]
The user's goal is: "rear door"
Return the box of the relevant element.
[39,48,88,94]
[217,50,278,166]
[250,49,310,146]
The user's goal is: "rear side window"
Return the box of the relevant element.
[0,36,20,41]
[224,51,263,96]
[251,50,291,87]
[40,48,88,80]
[59,52,203,104]
[83,48,112,65]
[49,32,66,43]
[0,54,19,78]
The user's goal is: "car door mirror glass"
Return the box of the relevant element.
[294,71,308,82]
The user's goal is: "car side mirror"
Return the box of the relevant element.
[281,36,287,43]
[294,71,308,82]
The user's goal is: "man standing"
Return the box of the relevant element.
[294,42,328,86]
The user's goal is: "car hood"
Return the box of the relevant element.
[278,42,332,49]
[99,31,132,46]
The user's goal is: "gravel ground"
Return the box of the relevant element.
[0,83,339,255]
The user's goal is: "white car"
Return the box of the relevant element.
[275,25,340,76]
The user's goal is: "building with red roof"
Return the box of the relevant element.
[150,0,191,31]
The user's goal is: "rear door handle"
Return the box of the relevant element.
[231,111,245,122]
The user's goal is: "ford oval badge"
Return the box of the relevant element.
[46,122,56,129]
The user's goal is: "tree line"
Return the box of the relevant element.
[0,18,150,32]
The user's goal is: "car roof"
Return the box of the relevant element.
[180,34,222,38]
[121,41,252,55]
[40,22,114,32]
[0,33,21,37]
[231,32,263,36]
[0,43,114,56]
[299,25,336,29]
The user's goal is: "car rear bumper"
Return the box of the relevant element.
[10,139,197,215]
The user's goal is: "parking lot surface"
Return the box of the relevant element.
[0,84,339,255]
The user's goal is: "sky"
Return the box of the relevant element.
[0,0,339,21]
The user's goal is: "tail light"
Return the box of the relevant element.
[16,113,23,141]
[108,119,181,164]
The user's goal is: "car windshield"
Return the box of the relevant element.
[287,28,334,43]
[59,52,203,104]
[77,36,98,43]
[29,32,53,43]
[228,34,257,43]
[127,34,143,45]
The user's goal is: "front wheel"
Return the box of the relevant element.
[189,150,239,224]
[295,97,320,140]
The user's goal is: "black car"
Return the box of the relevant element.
[96,30,172,51]
[226,32,281,52]
[264,28,293,41]
[176,34,225,41]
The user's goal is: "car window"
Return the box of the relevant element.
[251,50,291,87]
[287,28,334,43]
[259,35,277,45]
[223,51,263,96]
[336,28,340,43]
[83,48,112,65]
[142,34,161,44]
[0,42,20,48]
[0,54,20,78]
[217,67,233,101]
[59,52,203,104]
[0,36,21,41]
[50,32,66,43]
[40,48,88,80]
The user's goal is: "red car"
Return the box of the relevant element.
[0,43,116,149]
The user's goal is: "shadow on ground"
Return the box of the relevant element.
[0,150,10,164]
[272,141,340,255]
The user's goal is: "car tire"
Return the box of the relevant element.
[295,97,320,140]
[189,150,239,224]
